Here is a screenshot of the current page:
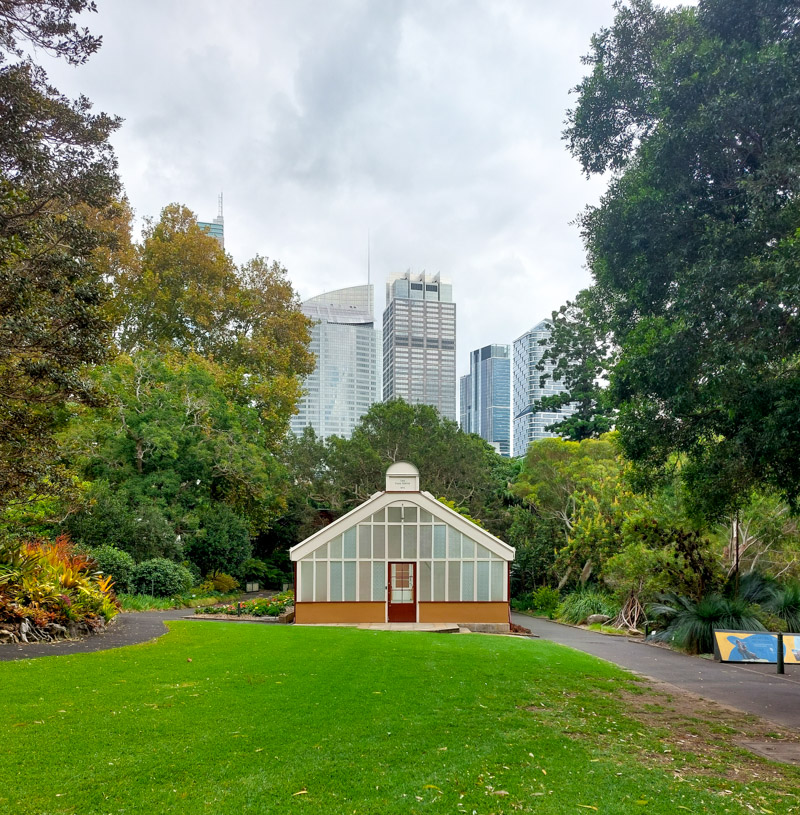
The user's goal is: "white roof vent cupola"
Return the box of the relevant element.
[385,461,420,492]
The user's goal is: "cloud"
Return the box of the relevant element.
[41,0,679,380]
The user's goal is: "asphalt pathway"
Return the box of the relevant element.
[513,612,800,729]
[0,608,188,662]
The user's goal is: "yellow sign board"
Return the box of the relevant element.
[713,629,800,663]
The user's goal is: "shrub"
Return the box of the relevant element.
[648,593,765,655]
[0,535,119,627]
[91,546,135,593]
[765,582,800,632]
[557,587,620,625]
[531,586,560,615]
[182,560,202,587]
[728,571,778,605]
[131,558,194,597]
[240,557,289,587]
[211,572,239,593]
[241,558,270,584]
[510,591,535,612]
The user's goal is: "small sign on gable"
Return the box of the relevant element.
[386,475,417,492]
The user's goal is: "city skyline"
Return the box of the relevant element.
[37,1,692,385]
[512,320,575,457]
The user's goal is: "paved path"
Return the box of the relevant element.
[513,612,800,729]
[0,608,188,662]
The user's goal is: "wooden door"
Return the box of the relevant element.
[388,562,416,622]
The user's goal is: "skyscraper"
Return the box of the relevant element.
[460,344,511,457]
[198,194,224,248]
[513,320,575,457]
[382,271,456,421]
[290,285,381,440]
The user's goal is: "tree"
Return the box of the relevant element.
[113,204,314,445]
[0,1,120,514]
[563,0,800,518]
[61,351,290,570]
[512,436,622,538]
[536,289,616,440]
[282,400,513,541]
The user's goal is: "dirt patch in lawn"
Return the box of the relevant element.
[614,678,800,781]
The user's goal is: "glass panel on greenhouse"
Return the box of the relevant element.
[358,525,371,558]
[330,561,342,602]
[477,561,490,601]
[448,528,461,559]
[373,525,385,559]
[343,528,357,559]
[433,526,446,558]
[403,525,417,559]
[344,562,357,601]
[433,561,446,600]
[419,561,432,601]
[462,562,474,601]
[372,562,385,601]
[419,525,432,559]
[300,561,313,602]
[388,525,401,559]
[315,561,328,602]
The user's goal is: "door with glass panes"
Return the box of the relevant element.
[387,562,416,622]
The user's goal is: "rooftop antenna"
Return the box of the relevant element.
[367,229,371,287]
[215,192,224,225]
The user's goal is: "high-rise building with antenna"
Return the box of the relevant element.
[198,193,224,248]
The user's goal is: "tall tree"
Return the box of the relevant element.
[563,0,800,518]
[62,351,286,570]
[113,204,314,445]
[284,400,513,540]
[536,289,616,441]
[0,0,120,513]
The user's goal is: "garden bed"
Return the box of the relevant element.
[186,612,285,623]
[193,590,294,622]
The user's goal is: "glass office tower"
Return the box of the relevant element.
[512,320,575,457]
[460,344,511,456]
[290,285,381,440]
[382,271,456,421]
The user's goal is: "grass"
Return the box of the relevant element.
[116,591,240,611]
[1,624,799,814]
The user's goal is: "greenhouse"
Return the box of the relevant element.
[290,462,515,630]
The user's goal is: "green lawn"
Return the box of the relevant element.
[1,623,798,814]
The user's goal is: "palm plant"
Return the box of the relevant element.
[766,582,800,632]
[648,593,765,654]
[729,571,778,605]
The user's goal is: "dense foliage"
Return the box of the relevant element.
[129,558,194,598]
[548,0,800,519]
[0,0,121,513]
[280,400,515,543]
[0,535,119,641]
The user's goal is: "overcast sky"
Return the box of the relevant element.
[44,0,689,382]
